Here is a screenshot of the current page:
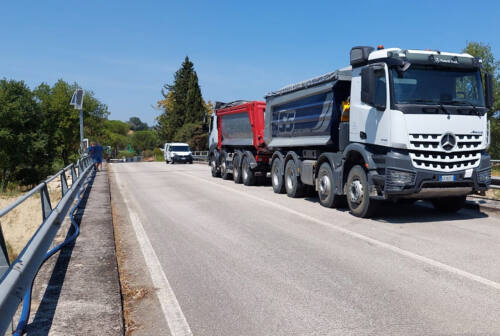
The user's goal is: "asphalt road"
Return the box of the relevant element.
[110,162,500,336]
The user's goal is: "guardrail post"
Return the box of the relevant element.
[61,172,69,196]
[71,165,77,184]
[40,184,52,220]
[77,160,83,176]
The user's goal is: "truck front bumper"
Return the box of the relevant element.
[374,150,491,199]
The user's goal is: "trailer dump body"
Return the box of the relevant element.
[217,101,266,150]
[264,68,352,149]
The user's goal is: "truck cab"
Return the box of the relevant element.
[347,47,493,206]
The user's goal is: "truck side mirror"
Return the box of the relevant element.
[485,73,494,109]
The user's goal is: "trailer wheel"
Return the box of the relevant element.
[233,153,242,184]
[317,162,346,208]
[210,155,220,177]
[284,159,304,198]
[221,151,231,180]
[431,196,466,213]
[271,158,285,194]
[242,155,255,186]
[346,165,378,218]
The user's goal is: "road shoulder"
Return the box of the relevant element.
[108,164,171,336]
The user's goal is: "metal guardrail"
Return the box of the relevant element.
[109,156,143,163]
[0,156,94,335]
[192,151,208,163]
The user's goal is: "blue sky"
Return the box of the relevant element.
[1,1,499,125]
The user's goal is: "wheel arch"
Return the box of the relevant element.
[284,151,301,176]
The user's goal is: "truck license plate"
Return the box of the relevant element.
[439,175,456,182]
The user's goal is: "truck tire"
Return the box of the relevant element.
[233,153,242,184]
[346,165,378,218]
[431,196,466,213]
[271,158,285,194]
[317,162,346,208]
[285,159,304,198]
[210,156,220,177]
[221,151,231,180]
[242,155,255,186]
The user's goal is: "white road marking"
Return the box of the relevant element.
[115,170,193,336]
[180,171,500,291]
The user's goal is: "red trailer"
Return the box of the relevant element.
[213,101,270,185]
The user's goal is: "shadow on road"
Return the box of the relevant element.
[25,176,95,336]
[303,195,488,223]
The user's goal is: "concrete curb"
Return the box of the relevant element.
[465,196,500,215]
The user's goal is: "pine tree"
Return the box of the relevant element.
[156,56,210,149]
[185,72,205,124]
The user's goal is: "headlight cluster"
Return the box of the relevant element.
[478,168,491,185]
[386,169,416,192]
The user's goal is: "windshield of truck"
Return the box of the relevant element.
[170,145,190,152]
[391,65,484,107]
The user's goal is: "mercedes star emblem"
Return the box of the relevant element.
[440,133,456,152]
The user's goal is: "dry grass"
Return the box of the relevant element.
[0,173,73,263]
[111,201,150,336]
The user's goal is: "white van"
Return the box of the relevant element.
[164,142,193,164]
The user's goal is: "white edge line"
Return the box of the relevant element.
[114,168,193,336]
[180,171,500,292]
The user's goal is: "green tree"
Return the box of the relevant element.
[131,130,160,153]
[98,120,129,158]
[156,56,210,149]
[0,79,40,190]
[128,117,149,131]
[35,80,109,165]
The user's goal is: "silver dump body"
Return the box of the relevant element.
[263,67,352,149]
[220,112,254,147]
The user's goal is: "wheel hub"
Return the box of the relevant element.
[350,179,364,203]
[319,175,331,197]
[286,167,294,190]
[242,162,248,180]
[272,166,279,187]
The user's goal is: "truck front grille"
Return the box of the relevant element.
[408,133,483,172]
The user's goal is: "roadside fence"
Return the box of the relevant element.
[0,156,94,335]
[192,151,208,163]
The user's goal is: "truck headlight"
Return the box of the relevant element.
[386,169,416,192]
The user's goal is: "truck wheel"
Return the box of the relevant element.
[431,196,466,213]
[271,158,285,194]
[346,165,378,218]
[233,154,242,184]
[210,156,220,177]
[242,155,255,186]
[317,162,346,208]
[221,151,231,180]
[285,159,304,198]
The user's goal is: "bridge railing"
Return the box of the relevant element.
[0,156,94,335]
[192,151,208,163]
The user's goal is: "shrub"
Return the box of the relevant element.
[153,148,163,161]
[118,150,135,159]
